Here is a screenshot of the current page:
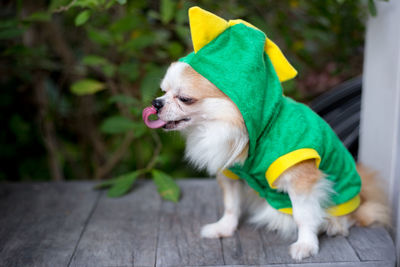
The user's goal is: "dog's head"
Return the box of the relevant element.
[154,62,243,131]
[152,61,249,174]
[142,7,297,174]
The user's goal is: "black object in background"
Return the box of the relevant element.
[310,76,362,160]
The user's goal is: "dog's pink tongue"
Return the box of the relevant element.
[142,106,167,129]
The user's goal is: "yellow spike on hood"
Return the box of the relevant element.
[188,7,297,82]
[188,7,229,53]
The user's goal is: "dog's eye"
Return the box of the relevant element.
[178,96,195,105]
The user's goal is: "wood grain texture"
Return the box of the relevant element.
[0,184,38,253]
[221,224,359,265]
[219,187,359,265]
[0,180,396,267]
[156,180,224,267]
[192,263,394,267]
[0,182,99,267]
[346,226,396,262]
[68,181,161,267]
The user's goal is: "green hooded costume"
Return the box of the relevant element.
[179,7,361,216]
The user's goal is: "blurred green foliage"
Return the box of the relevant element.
[0,0,374,197]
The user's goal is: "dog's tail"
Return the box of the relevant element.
[351,164,391,228]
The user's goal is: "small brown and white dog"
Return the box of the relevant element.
[151,61,390,260]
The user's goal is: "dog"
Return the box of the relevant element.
[142,7,390,260]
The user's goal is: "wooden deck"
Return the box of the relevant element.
[0,180,396,267]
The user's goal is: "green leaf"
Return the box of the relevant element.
[82,55,115,76]
[105,0,116,9]
[140,66,165,102]
[131,123,147,138]
[166,41,183,59]
[70,79,106,95]
[120,34,155,52]
[108,94,139,106]
[73,0,102,9]
[0,19,18,29]
[100,116,136,134]
[109,15,138,34]
[48,0,73,12]
[102,64,116,77]
[117,0,127,4]
[82,55,108,66]
[87,28,111,46]
[152,170,180,202]
[0,28,23,40]
[175,25,189,41]
[175,7,188,25]
[94,176,123,189]
[107,171,140,197]
[24,11,52,22]
[75,10,91,26]
[118,62,139,82]
[368,0,377,16]
[160,0,175,24]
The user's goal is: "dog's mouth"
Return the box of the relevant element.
[142,106,190,130]
[163,118,191,130]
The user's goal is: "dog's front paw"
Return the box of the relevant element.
[200,222,236,238]
[290,241,319,261]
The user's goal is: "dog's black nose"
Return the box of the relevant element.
[152,99,164,111]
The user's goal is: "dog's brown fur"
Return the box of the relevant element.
[284,160,390,227]
[283,160,323,193]
[352,164,391,227]
[181,64,227,99]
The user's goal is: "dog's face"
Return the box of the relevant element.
[154,62,244,132]
[154,62,249,174]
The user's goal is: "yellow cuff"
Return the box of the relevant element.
[278,194,361,217]
[265,148,321,189]
[222,169,240,180]
[326,194,361,216]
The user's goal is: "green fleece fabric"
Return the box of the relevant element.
[179,23,361,213]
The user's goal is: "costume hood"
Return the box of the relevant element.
[179,7,297,157]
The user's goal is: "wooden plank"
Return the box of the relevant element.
[221,224,267,265]
[0,180,396,267]
[347,226,396,262]
[0,182,100,267]
[0,184,38,252]
[69,181,161,267]
[222,225,360,265]
[259,232,359,264]
[221,199,359,264]
[193,262,394,267]
[156,180,224,267]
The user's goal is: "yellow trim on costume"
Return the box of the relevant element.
[326,194,361,216]
[277,194,361,217]
[188,7,297,82]
[222,169,240,180]
[265,148,321,189]
[278,207,293,214]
